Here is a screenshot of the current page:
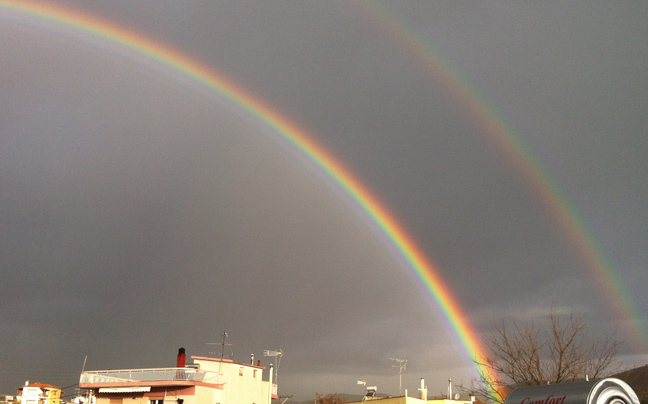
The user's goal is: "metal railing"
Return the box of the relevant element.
[80,368,222,385]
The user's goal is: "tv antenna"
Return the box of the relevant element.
[264,349,283,382]
[279,394,293,404]
[390,358,407,396]
[207,331,232,373]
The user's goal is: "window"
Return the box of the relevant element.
[149,400,164,404]
[239,367,244,376]
[253,370,258,379]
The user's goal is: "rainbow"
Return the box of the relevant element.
[360,2,648,352]
[0,0,499,389]
[4,0,644,399]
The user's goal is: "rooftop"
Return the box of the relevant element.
[79,368,223,388]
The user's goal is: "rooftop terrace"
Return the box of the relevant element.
[80,368,223,386]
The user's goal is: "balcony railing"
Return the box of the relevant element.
[80,368,223,385]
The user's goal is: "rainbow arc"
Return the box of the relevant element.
[3,2,645,399]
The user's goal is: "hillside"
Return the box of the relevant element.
[614,364,648,403]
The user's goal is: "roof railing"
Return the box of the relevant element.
[80,368,223,385]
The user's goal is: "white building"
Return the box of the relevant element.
[79,349,277,404]
[16,382,63,404]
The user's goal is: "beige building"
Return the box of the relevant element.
[79,350,277,404]
[348,397,479,404]
[348,380,480,404]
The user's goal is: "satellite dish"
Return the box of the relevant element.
[455,394,460,400]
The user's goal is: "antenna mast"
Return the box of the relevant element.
[264,349,283,383]
[206,331,232,373]
[390,358,407,396]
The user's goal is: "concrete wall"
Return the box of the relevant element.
[193,357,269,404]
[221,364,266,404]
[95,387,198,404]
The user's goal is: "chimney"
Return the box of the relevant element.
[25,381,30,386]
[268,364,274,404]
[420,378,425,400]
[177,347,186,368]
[251,354,254,365]
[448,378,452,400]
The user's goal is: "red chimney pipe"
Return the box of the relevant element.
[177,347,186,368]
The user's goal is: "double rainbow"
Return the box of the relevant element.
[2,1,644,399]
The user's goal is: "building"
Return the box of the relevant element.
[79,348,277,404]
[347,379,481,404]
[16,382,63,404]
[347,398,479,404]
[2,396,16,404]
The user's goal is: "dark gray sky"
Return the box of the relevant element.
[1,1,647,400]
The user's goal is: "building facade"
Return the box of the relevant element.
[348,379,480,404]
[79,350,276,404]
[16,382,62,404]
[348,396,479,404]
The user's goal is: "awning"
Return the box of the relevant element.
[99,387,151,393]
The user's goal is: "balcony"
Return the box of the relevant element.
[80,368,223,386]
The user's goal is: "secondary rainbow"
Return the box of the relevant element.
[360,1,648,352]
[0,0,502,395]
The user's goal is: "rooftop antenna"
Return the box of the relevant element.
[390,358,407,396]
[207,332,232,373]
[357,380,367,396]
[279,394,293,404]
[77,355,88,398]
[264,349,283,383]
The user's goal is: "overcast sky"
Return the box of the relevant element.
[1,1,647,401]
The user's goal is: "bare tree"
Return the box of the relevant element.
[470,309,622,404]
[314,392,347,404]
